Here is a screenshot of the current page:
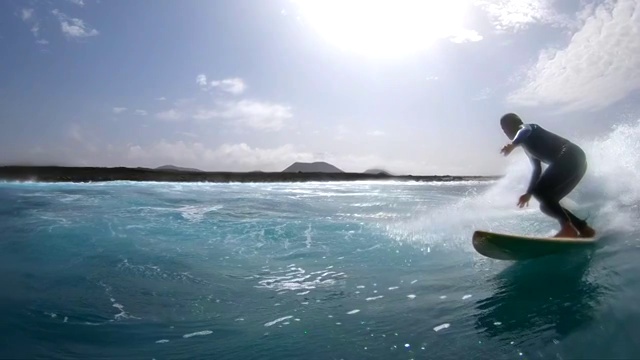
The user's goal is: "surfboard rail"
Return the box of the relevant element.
[472,230,597,261]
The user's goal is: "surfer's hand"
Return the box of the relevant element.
[501,143,515,156]
[518,193,531,208]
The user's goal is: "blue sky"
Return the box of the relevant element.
[1,0,639,175]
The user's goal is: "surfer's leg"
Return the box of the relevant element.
[532,146,589,237]
[533,182,578,237]
[540,201,589,236]
[552,146,594,237]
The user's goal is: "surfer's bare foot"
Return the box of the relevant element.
[554,224,579,238]
[579,225,596,238]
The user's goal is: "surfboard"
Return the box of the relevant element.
[472,230,598,261]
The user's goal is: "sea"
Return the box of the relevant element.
[2,121,640,360]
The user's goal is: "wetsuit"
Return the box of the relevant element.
[512,124,588,231]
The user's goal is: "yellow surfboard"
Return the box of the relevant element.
[472,230,598,261]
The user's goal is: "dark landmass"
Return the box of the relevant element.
[364,168,393,176]
[155,164,204,172]
[282,161,344,173]
[0,166,501,183]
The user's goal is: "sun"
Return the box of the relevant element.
[291,0,471,58]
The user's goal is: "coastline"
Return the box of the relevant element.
[0,166,502,183]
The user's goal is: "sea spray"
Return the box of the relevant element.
[578,119,640,233]
[384,118,640,246]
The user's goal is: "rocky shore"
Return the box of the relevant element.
[0,166,501,183]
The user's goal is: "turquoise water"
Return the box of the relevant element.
[3,120,640,360]
[1,175,640,359]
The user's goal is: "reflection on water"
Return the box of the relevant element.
[474,249,606,352]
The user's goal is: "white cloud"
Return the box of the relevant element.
[210,78,246,95]
[156,97,167,101]
[192,100,293,131]
[367,130,385,136]
[508,0,640,112]
[52,9,99,39]
[155,109,184,121]
[135,109,148,116]
[66,0,85,6]
[30,23,40,37]
[475,0,569,31]
[449,29,483,43]
[196,74,208,87]
[19,8,48,44]
[21,8,34,21]
[191,109,218,121]
[196,74,246,95]
[112,107,127,114]
[163,79,289,130]
[220,100,292,131]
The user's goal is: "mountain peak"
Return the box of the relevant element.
[282,161,344,173]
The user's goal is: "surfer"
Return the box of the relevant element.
[499,113,596,238]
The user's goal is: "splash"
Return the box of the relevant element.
[386,118,640,247]
[577,119,640,232]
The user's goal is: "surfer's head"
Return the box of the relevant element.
[500,113,523,139]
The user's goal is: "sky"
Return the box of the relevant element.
[0,0,639,175]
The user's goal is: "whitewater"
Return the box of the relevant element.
[1,120,640,359]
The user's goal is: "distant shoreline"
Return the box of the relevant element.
[0,166,502,183]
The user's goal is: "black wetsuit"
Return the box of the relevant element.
[512,124,588,231]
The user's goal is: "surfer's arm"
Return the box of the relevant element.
[512,124,532,145]
[501,125,532,156]
[526,158,542,194]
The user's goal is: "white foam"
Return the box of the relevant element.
[407,294,416,299]
[366,296,384,301]
[304,224,313,248]
[264,316,293,327]
[462,295,472,300]
[156,339,170,344]
[433,323,450,332]
[178,205,222,222]
[347,309,360,314]
[183,330,213,338]
[256,266,343,292]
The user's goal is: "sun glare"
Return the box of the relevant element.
[292,0,471,58]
